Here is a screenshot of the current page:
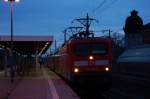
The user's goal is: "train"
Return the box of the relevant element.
[47,14,112,87]
[47,36,112,86]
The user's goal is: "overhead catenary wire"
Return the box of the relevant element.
[91,0,119,17]
[89,0,121,36]
[98,0,119,14]
[92,0,107,15]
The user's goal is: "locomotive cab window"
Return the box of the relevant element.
[92,44,107,55]
[75,44,89,56]
[75,44,107,56]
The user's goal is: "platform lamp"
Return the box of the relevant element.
[4,0,20,83]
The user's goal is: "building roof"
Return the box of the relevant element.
[0,35,53,55]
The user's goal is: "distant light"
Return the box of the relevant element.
[105,67,109,71]
[4,0,20,2]
[4,0,9,2]
[45,44,47,47]
[15,0,20,3]
[89,55,94,60]
[2,45,5,48]
[74,68,79,73]
[46,42,50,45]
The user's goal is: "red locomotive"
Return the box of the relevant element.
[47,14,112,86]
[56,37,111,80]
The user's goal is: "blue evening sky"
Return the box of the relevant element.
[0,0,150,45]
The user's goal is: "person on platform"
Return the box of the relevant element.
[124,10,143,34]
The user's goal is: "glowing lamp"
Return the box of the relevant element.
[4,0,20,2]
[105,67,109,71]
[89,55,94,60]
[4,0,9,2]
[15,0,20,3]
[74,68,79,73]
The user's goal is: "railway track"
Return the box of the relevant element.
[69,83,111,99]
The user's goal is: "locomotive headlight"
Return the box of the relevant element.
[105,67,109,71]
[74,68,79,73]
[89,55,94,60]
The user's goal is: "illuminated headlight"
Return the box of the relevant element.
[89,55,94,60]
[74,68,79,73]
[105,67,109,71]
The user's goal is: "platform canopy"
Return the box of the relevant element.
[0,35,53,55]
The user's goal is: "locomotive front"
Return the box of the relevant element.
[68,37,112,86]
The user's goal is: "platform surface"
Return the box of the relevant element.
[0,68,80,99]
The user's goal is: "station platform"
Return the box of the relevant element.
[0,67,80,99]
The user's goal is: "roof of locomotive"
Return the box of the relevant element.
[67,37,111,44]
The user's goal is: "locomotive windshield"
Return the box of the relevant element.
[75,44,107,56]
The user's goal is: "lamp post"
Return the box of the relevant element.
[4,0,20,83]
